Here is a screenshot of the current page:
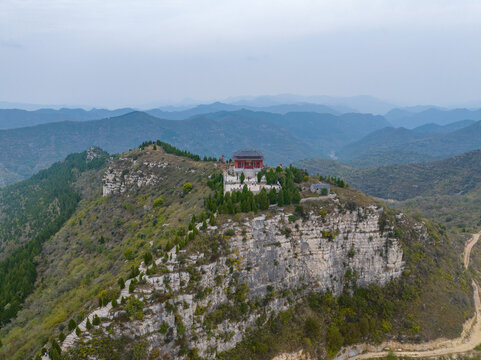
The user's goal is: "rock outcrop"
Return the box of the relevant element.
[63,202,413,358]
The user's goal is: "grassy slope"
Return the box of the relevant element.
[0,146,217,359]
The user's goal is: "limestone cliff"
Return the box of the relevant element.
[63,198,411,358]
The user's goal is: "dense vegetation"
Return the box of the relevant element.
[0,149,108,326]
[138,140,219,162]
[204,166,307,214]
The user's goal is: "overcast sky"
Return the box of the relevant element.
[1,0,481,108]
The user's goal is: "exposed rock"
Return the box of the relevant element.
[63,204,414,358]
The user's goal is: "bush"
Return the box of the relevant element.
[159,321,169,334]
[224,229,235,237]
[183,183,193,194]
[75,326,81,336]
[153,197,164,207]
[92,314,100,326]
[86,318,92,330]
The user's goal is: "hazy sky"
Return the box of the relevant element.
[1,0,481,108]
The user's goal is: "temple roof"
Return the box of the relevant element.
[232,149,264,160]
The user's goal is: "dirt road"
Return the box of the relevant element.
[336,231,481,359]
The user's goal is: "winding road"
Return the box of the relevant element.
[337,231,481,360]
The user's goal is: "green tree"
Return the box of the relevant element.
[118,277,125,289]
[68,318,77,331]
[240,172,245,184]
[209,214,216,226]
[75,326,81,336]
[268,188,277,204]
[144,251,153,266]
[92,314,100,326]
[129,281,135,293]
[257,188,269,210]
[86,317,92,330]
[327,325,344,352]
[277,189,285,206]
[59,331,66,342]
[257,172,263,182]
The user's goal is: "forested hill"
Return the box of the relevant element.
[0,147,108,326]
[0,110,390,186]
[337,120,481,166]
[296,148,481,201]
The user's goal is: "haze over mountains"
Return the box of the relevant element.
[1,97,481,187]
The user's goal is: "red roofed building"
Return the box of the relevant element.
[233,149,264,172]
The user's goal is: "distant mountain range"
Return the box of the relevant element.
[336,120,481,166]
[385,107,481,128]
[0,110,389,186]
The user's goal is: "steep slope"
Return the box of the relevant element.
[0,144,472,360]
[0,110,389,186]
[0,147,108,328]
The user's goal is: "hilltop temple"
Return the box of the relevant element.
[224,149,281,194]
[233,149,264,173]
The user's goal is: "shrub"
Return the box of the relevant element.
[209,214,216,226]
[183,183,193,194]
[68,318,77,331]
[75,326,81,336]
[123,248,135,260]
[112,298,118,307]
[224,229,235,237]
[159,321,169,334]
[92,314,100,326]
[86,318,92,330]
[153,197,164,207]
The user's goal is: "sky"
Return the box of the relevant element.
[1,0,481,109]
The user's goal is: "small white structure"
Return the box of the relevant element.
[223,168,280,194]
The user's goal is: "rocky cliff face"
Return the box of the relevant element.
[65,199,409,358]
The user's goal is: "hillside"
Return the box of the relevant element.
[0,143,473,360]
[337,121,481,166]
[0,110,389,186]
[296,149,481,201]
[0,147,108,329]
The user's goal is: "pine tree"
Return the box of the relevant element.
[59,331,66,342]
[86,317,92,330]
[277,189,285,206]
[118,277,125,289]
[268,188,277,204]
[68,318,77,331]
[240,172,245,184]
[257,188,269,210]
[209,214,216,226]
[75,326,81,336]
